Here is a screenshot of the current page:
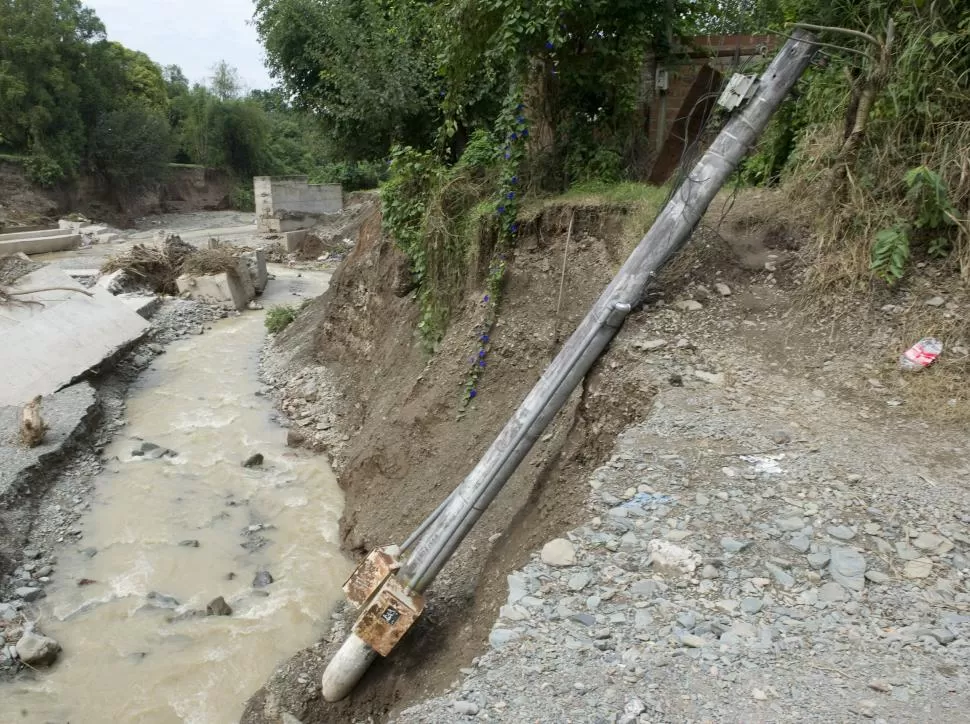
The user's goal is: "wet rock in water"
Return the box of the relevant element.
[81,547,98,558]
[22,548,41,561]
[253,570,274,588]
[243,453,265,468]
[146,591,181,609]
[15,587,45,603]
[15,630,61,666]
[132,441,178,460]
[286,429,306,448]
[179,539,200,548]
[206,596,233,616]
[77,578,97,587]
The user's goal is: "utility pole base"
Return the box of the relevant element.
[321,546,426,701]
[321,633,378,702]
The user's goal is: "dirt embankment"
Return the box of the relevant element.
[0,160,233,230]
[247,188,970,723]
[248,202,663,721]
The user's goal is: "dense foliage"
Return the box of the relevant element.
[0,0,362,204]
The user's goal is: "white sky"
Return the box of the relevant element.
[87,0,273,91]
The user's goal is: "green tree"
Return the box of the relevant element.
[89,106,172,202]
[254,0,442,160]
[0,0,105,181]
[210,60,242,101]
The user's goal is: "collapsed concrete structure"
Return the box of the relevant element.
[0,266,150,407]
[0,228,80,256]
[254,176,342,234]
[176,250,267,311]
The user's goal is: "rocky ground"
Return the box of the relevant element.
[392,292,970,723]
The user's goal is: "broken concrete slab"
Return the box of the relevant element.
[241,250,268,293]
[0,231,81,256]
[64,269,101,281]
[0,267,150,406]
[118,294,162,319]
[177,271,252,311]
[96,269,128,294]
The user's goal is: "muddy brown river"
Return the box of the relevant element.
[0,269,348,723]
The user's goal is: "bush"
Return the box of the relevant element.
[24,153,66,187]
[265,305,297,334]
[310,160,384,191]
[229,184,255,211]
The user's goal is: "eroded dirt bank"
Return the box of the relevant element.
[246,190,970,723]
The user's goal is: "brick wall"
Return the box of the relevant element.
[643,34,779,183]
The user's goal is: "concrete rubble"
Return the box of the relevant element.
[0,267,150,407]
[0,228,80,255]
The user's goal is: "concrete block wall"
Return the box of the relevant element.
[254,176,343,233]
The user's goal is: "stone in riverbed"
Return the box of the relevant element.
[15,587,45,603]
[146,591,180,609]
[206,596,233,616]
[721,537,751,553]
[826,525,856,541]
[253,570,274,588]
[488,628,519,648]
[740,597,763,614]
[243,453,264,468]
[830,547,866,591]
[903,558,933,579]
[15,630,61,666]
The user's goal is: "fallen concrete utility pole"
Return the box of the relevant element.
[321,29,819,701]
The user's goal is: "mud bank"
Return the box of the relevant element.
[0,159,234,229]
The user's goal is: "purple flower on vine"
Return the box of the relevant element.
[506,191,515,200]
[504,150,511,160]
[468,389,477,399]
[521,129,529,137]
[516,116,526,125]
[510,132,518,141]
[516,102,525,112]
[483,294,490,303]
[497,206,506,215]
[480,334,489,343]
[510,175,518,185]
[545,41,555,50]
[509,222,519,234]
[479,360,487,368]
[478,349,487,359]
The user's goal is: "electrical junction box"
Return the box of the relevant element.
[717,73,758,111]
[655,68,669,91]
